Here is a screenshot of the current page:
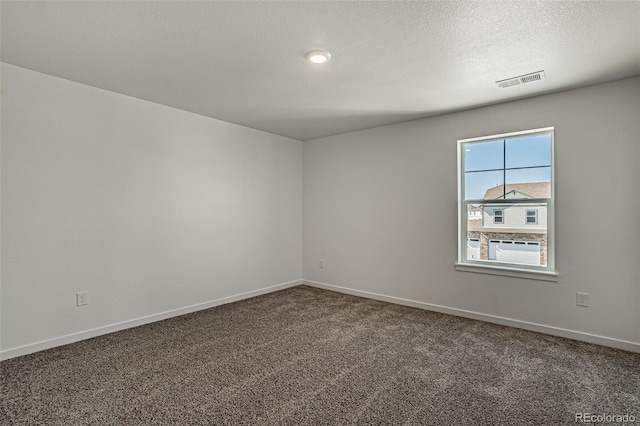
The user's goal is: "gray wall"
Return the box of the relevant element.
[2,63,638,358]
[1,64,303,358]
[303,77,640,350]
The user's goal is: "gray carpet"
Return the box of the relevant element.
[1,285,638,425]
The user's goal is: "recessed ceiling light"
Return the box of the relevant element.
[305,50,331,64]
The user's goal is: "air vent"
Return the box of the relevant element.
[496,71,546,88]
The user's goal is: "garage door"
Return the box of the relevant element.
[488,240,540,265]
[467,238,480,260]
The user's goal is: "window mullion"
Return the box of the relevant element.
[502,139,506,198]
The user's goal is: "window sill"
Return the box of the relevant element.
[454,262,558,282]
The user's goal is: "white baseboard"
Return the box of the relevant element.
[0,280,302,361]
[302,280,640,353]
[4,278,636,360]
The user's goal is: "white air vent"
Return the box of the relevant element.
[497,71,546,88]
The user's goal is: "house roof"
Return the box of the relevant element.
[483,182,550,200]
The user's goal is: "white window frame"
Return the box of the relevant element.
[526,209,538,224]
[493,209,504,224]
[455,127,557,281]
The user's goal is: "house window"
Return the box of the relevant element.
[457,127,555,279]
[494,209,504,224]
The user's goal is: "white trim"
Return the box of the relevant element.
[0,279,302,361]
[454,262,558,281]
[302,280,639,353]
[458,126,555,144]
[5,278,636,360]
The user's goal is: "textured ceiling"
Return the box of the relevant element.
[2,1,639,141]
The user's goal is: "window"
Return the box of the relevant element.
[494,209,504,224]
[457,127,555,279]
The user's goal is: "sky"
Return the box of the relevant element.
[463,134,551,200]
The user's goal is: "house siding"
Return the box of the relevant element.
[483,205,547,230]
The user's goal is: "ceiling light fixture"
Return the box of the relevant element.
[305,50,331,64]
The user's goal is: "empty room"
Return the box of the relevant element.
[1,1,639,424]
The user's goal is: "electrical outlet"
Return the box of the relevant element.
[319,259,325,269]
[76,291,89,306]
[576,292,589,307]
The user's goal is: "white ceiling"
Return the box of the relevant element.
[2,1,639,141]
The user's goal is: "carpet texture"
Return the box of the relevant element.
[1,285,638,425]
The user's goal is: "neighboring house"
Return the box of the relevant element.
[467,182,550,266]
[468,207,482,221]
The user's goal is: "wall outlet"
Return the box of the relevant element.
[319,259,325,269]
[576,292,589,307]
[76,291,89,306]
